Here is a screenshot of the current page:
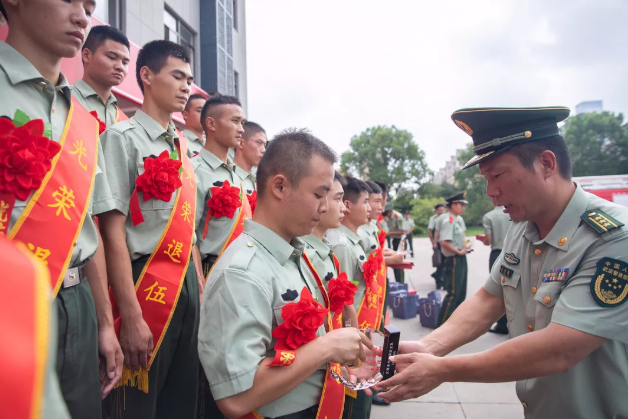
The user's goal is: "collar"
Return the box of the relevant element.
[302,234,332,260]
[339,224,361,246]
[234,164,255,180]
[523,184,588,251]
[182,128,203,144]
[244,219,305,266]
[199,148,232,171]
[133,110,178,142]
[73,79,118,107]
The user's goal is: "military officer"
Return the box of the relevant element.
[181,93,207,155]
[428,204,446,289]
[482,205,512,334]
[383,203,406,283]
[0,1,122,416]
[72,25,130,127]
[199,129,369,419]
[378,106,628,419]
[233,121,266,195]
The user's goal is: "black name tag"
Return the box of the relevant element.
[500,265,513,278]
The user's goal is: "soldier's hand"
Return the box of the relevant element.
[394,341,435,372]
[387,253,404,265]
[120,316,154,371]
[98,326,124,398]
[324,328,374,365]
[377,353,445,402]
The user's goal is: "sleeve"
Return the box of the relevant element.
[428,217,435,230]
[483,250,505,298]
[91,140,116,215]
[380,220,389,232]
[551,234,628,344]
[99,129,132,216]
[439,218,455,242]
[483,214,492,235]
[198,268,273,399]
[331,243,357,282]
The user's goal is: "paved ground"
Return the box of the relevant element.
[372,237,523,419]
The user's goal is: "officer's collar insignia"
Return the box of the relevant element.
[281,289,299,301]
[542,268,569,282]
[504,252,520,265]
[581,209,624,234]
[499,265,513,278]
[591,257,628,307]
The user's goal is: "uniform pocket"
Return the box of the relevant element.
[502,271,521,321]
[534,283,563,329]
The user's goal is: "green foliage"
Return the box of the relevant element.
[417,182,458,200]
[340,125,431,195]
[562,111,628,177]
[453,144,493,226]
[410,197,444,236]
[392,189,415,214]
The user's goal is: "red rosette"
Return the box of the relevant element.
[327,272,358,314]
[362,249,383,287]
[89,110,106,134]
[377,229,386,248]
[0,117,61,201]
[247,190,257,215]
[203,180,242,238]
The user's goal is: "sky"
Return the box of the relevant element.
[245,0,628,173]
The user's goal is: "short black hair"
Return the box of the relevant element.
[365,181,382,195]
[206,91,221,97]
[434,203,445,210]
[257,128,337,197]
[185,93,206,111]
[243,121,266,141]
[343,176,372,204]
[136,40,190,93]
[200,95,241,129]
[506,135,572,180]
[335,171,347,189]
[0,2,7,22]
[82,25,130,54]
[373,181,388,199]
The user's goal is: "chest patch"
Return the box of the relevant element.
[499,265,513,278]
[504,252,520,265]
[591,257,628,307]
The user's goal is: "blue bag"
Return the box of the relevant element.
[428,290,442,305]
[392,294,418,320]
[418,297,440,329]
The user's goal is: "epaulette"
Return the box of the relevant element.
[581,209,625,235]
[230,240,258,270]
[191,154,203,170]
[107,118,137,134]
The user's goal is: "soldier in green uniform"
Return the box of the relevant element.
[358,181,383,257]
[403,212,415,257]
[181,93,207,155]
[72,25,130,126]
[98,40,202,418]
[482,206,511,334]
[0,1,123,417]
[384,204,406,284]
[379,106,628,419]
[436,192,469,327]
[233,121,266,194]
[198,129,369,419]
[429,204,446,289]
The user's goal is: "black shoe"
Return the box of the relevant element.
[488,325,509,335]
[372,395,391,406]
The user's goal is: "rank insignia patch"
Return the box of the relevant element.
[499,265,513,278]
[504,252,520,265]
[581,209,624,234]
[542,268,569,282]
[590,257,628,307]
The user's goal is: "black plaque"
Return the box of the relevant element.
[380,325,400,380]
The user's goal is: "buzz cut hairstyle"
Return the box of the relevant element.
[366,181,382,196]
[243,121,266,141]
[135,40,190,93]
[200,95,242,129]
[256,128,337,197]
[185,93,206,111]
[82,25,130,53]
[373,181,388,200]
[335,171,347,189]
[343,176,372,204]
[435,203,445,210]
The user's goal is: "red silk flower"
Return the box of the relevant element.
[247,190,257,215]
[272,287,329,351]
[0,117,61,201]
[378,229,386,248]
[362,249,383,287]
[89,111,106,135]
[135,150,182,201]
[327,272,358,314]
[207,180,242,219]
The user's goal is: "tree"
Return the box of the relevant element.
[417,182,458,200]
[562,111,628,177]
[392,189,415,214]
[341,126,431,195]
[411,197,445,236]
[453,144,493,226]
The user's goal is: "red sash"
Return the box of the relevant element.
[112,134,196,393]
[357,249,386,330]
[0,238,51,419]
[5,99,98,297]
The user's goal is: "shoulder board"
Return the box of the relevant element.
[107,118,136,134]
[191,154,203,170]
[230,241,258,270]
[581,209,625,235]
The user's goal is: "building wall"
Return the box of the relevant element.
[165,0,202,83]
[232,0,248,113]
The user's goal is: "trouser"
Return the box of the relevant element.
[56,273,101,419]
[489,249,508,331]
[391,238,404,284]
[106,254,200,419]
[405,233,414,255]
[198,255,226,419]
[437,255,468,327]
[270,405,318,419]
[431,244,444,289]
[343,391,372,419]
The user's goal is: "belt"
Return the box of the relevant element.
[269,405,317,419]
[202,254,218,266]
[63,265,86,289]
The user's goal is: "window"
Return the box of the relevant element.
[234,71,239,98]
[164,8,196,74]
[92,0,125,31]
[232,0,238,31]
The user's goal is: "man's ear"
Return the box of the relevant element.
[343,200,352,215]
[81,48,91,66]
[139,66,152,92]
[203,115,216,134]
[270,174,288,200]
[538,150,558,180]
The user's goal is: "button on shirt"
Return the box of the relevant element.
[0,41,114,267]
[302,234,339,290]
[358,220,380,256]
[483,206,511,250]
[199,220,326,418]
[484,185,628,419]
[234,164,257,194]
[181,129,204,155]
[193,149,242,258]
[71,79,120,126]
[327,225,367,311]
[439,214,466,257]
[100,109,196,260]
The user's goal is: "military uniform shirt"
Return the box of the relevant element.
[358,220,379,256]
[234,164,257,194]
[386,211,405,239]
[326,225,367,311]
[192,149,241,259]
[439,214,466,257]
[0,42,114,267]
[100,109,196,260]
[302,234,339,290]
[199,220,326,418]
[405,218,415,232]
[427,214,438,231]
[71,79,120,126]
[484,185,628,419]
[181,128,204,156]
[483,206,511,250]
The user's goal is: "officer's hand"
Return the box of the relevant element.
[394,341,435,372]
[383,248,396,257]
[387,253,404,265]
[98,326,124,398]
[377,352,444,402]
[120,316,154,371]
[324,328,374,365]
